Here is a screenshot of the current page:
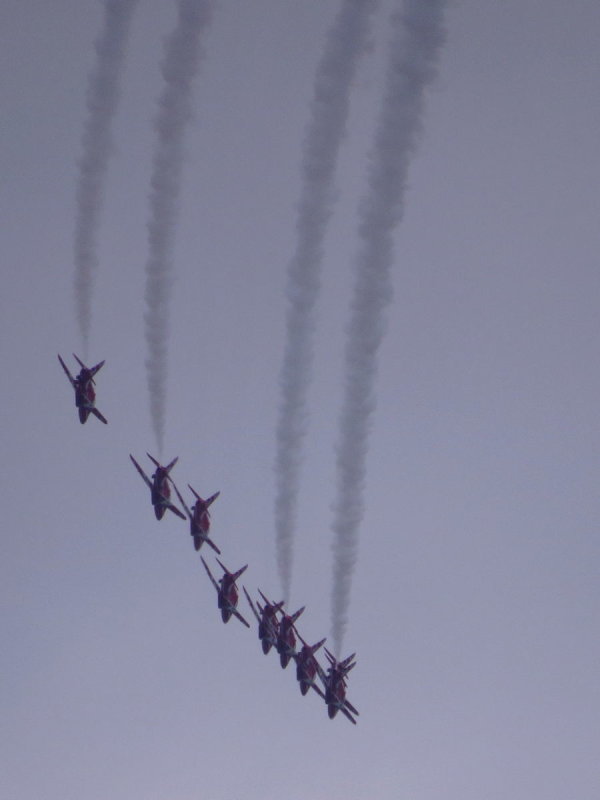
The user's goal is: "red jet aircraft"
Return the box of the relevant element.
[243,587,284,654]
[129,453,186,521]
[294,633,327,698]
[275,604,305,669]
[319,649,359,724]
[172,483,221,554]
[58,353,107,424]
[201,557,250,628]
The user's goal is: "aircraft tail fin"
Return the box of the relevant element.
[290,606,305,624]
[205,491,220,507]
[165,456,178,473]
[216,557,229,575]
[73,353,86,370]
[215,558,247,582]
[231,564,248,582]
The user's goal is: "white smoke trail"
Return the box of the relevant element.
[331,0,447,655]
[275,0,377,604]
[144,0,214,455]
[74,0,139,358]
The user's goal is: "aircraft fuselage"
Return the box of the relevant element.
[218,577,239,622]
[276,617,297,667]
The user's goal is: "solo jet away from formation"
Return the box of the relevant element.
[201,557,250,628]
[172,483,221,554]
[243,587,284,655]
[319,649,359,725]
[294,633,327,698]
[58,354,107,424]
[129,453,186,521]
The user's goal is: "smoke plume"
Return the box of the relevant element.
[144,0,214,455]
[275,0,376,604]
[331,0,447,655]
[74,0,138,357]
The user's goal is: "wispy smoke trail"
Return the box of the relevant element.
[275,0,377,604]
[144,0,213,455]
[331,0,447,655]
[74,0,138,358]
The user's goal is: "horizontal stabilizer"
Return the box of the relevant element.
[325,649,356,669]
[188,486,220,508]
[216,558,247,582]
[258,589,274,607]
[216,557,229,575]
[146,452,161,468]
[72,353,104,382]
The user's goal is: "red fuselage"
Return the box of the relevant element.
[276,616,297,668]
[325,669,348,718]
[74,373,95,422]
[295,647,320,695]
[218,575,240,623]
[192,500,210,535]
[151,470,171,519]
[258,606,279,654]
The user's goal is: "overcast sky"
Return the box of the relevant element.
[2,2,599,799]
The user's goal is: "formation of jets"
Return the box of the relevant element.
[58,356,359,724]
[241,586,358,723]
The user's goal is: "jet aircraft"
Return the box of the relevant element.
[319,649,359,724]
[129,453,186,520]
[172,483,221,554]
[294,633,327,698]
[275,604,305,669]
[58,353,107,424]
[243,587,284,654]
[201,557,250,628]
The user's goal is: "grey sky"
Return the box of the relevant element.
[1,2,599,799]
[274,0,376,612]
